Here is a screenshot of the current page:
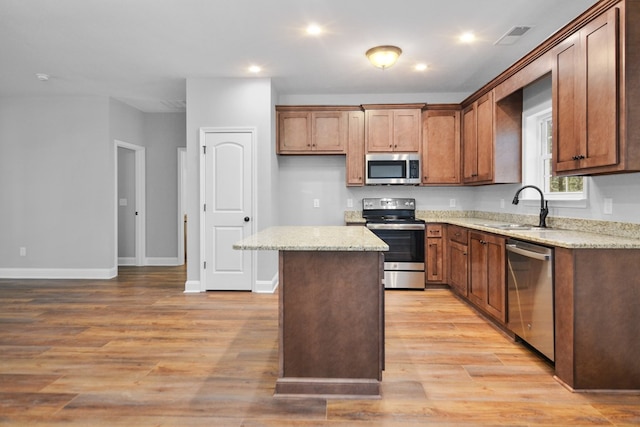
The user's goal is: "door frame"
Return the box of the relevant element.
[199,127,257,292]
[177,147,187,265]
[114,140,146,268]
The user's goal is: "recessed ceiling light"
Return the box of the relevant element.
[415,63,428,72]
[248,65,261,73]
[459,32,476,44]
[36,73,50,81]
[306,24,322,36]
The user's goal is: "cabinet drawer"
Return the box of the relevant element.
[426,224,443,238]
[448,225,468,245]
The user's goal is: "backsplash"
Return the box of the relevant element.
[345,210,640,240]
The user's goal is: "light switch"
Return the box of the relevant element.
[313,199,320,208]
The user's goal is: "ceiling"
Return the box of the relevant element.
[0,0,600,112]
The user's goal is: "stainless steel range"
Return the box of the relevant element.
[363,198,425,289]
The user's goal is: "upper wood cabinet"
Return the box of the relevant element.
[363,104,424,153]
[462,92,494,183]
[346,110,365,186]
[551,4,640,175]
[422,106,461,185]
[277,106,356,154]
[461,89,522,185]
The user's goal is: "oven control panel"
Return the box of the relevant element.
[363,198,415,210]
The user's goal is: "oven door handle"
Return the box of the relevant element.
[366,223,425,231]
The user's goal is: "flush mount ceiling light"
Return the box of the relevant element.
[366,45,402,69]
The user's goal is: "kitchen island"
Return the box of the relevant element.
[234,226,388,397]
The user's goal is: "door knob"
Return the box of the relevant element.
[244,216,250,222]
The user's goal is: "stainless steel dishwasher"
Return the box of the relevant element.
[506,239,554,362]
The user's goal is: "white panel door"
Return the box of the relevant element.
[203,131,253,291]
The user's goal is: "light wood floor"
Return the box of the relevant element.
[1,266,639,426]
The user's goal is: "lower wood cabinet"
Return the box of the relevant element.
[447,225,469,296]
[468,231,506,323]
[426,224,445,284]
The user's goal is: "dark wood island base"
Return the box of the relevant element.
[276,250,384,398]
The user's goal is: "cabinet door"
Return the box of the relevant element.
[448,240,468,296]
[468,232,487,307]
[312,111,347,153]
[426,225,444,283]
[346,110,365,186]
[484,234,506,323]
[278,112,311,152]
[393,109,421,152]
[462,104,477,181]
[422,109,461,184]
[475,92,494,182]
[553,8,619,173]
[365,110,394,152]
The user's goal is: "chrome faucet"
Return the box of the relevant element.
[512,185,548,228]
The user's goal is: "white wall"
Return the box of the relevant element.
[185,78,278,289]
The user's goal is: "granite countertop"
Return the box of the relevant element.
[344,210,640,249]
[233,226,389,251]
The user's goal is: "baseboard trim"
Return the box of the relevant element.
[253,272,279,294]
[0,267,117,280]
[145,257,181,266]
[184,280,201,293]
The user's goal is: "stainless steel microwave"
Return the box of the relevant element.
[365,153,421,185]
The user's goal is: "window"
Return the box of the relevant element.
[523,107,587,204]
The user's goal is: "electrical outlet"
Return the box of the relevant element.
[449,198,456,208]
[19,247,26,257]
[603,198,613,215]
[347,198,353,208]
[500,199,505,209]
[313,199,320,208]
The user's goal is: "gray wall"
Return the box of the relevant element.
[185,78,279,289]
[0,96,186,278]
[277,91,640,225]
[143,113,186,259]
[0,96,114,275]
[117,146,136,258]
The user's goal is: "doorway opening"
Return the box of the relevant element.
[114,140,146,270]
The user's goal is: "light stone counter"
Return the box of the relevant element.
[233,226,388,251]
[344,210,640,249]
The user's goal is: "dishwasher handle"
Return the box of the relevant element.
[506,243,551,261]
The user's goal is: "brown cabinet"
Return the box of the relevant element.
[550,1,640,176]
[426,224,445,283]
[276,107,353,154]
[363,104,424,153]
[447,225,468,296]
[346,110,365,186]
[468,231,506,323]
[552,7,619,174]
[422,106,461,185]
[554,246,640,390]
[462,92,494,183]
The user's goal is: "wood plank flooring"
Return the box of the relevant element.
[1,265,639,426]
